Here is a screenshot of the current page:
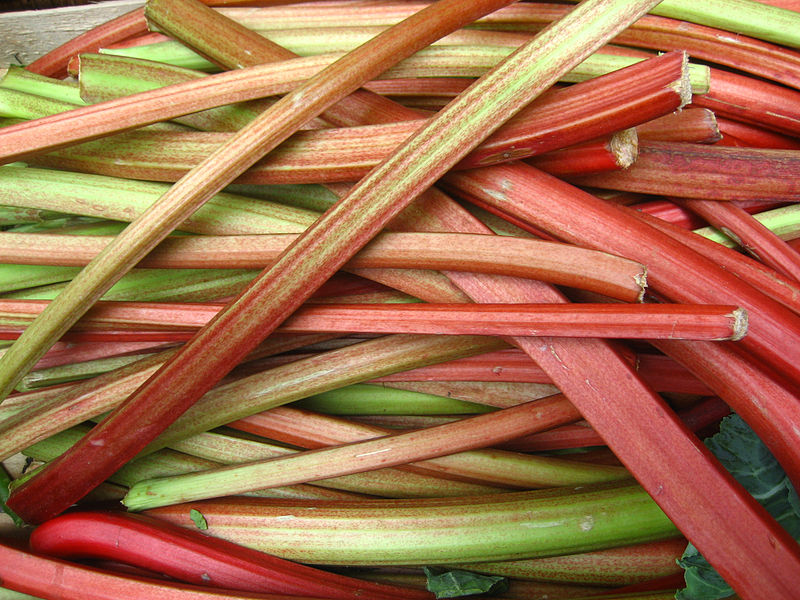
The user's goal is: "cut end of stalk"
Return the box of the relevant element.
[670,52,694,106]
[633,267,648,303]
[611,128,638,169]
[730,307,749,342]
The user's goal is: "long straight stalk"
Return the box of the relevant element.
[0,300,746,342]
[0,231,647,302]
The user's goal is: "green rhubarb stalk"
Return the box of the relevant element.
[99,42,710,94]
[121,395,604,510]
[457,538,687,587]
[296,383,493,416]
[0,205,63,227]
[0,88,80,120]
[16,353,159,392]
[75,54,270,132]
[4,268,258,303]
[144,480,679,565]
[5,0,665,526]
[0,165,317,235]
[0,66,84,106]
[0,264,81,295]
[22,424,366,501]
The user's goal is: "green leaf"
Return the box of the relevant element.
[423,567,508,599]
[676,413,800,600]
[189,508,208,530]
[0,465,25,528]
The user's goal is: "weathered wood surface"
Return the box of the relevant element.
[0,0,144,68]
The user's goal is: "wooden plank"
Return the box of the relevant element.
[0,0,144,68]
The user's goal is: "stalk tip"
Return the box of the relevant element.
[730,307,748,342]
[634,267,648,302]
[611,128,638,169]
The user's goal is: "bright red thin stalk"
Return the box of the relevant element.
[715,117,800,149]
[30,511,431,600]
[630,199,706,230]
[372,349,712,395]
[500,396,731,452]
[0,539,351,600]
[7,0,643,525]
[569,140,800,201]
[25,7,148,79]
[693,68,800,137]
[677,197,800,283]
[526,130,637,176]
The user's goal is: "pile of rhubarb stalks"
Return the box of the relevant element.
[0,0,800,598]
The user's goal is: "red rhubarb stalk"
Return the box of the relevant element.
[29,510,432,599]
[0,299,748,342]
[569,140,800,201]
[25,7,148,79]
[677,197,800,283]
[0,539,356,600]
